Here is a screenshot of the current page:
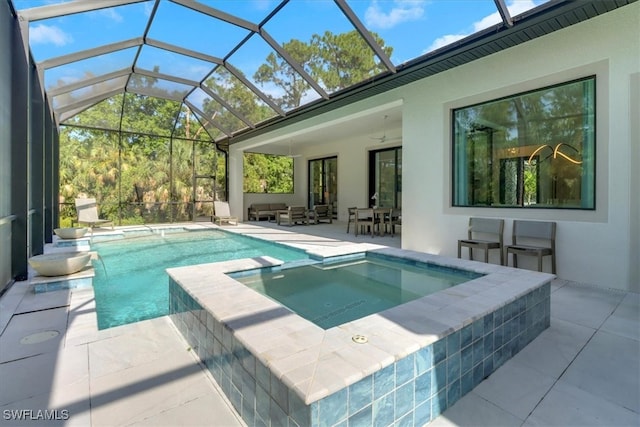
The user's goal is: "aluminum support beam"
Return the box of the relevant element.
[18,0,149,22]
[39,38,143,70]
[494,0,514,27]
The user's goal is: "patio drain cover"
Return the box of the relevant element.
[20,330,60,345]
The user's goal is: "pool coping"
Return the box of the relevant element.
[166,241,554,405]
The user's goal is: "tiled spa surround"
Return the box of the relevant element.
[168,248,552,426]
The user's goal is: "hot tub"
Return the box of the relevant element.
[167,247,552,426]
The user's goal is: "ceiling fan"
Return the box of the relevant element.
[370,115,401,143]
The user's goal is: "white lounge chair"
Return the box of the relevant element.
[75,198,113,230]
[213,201,238,226]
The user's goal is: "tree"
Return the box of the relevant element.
[254,38,315,110]
[254,30,393,110]
[311,30,392,92]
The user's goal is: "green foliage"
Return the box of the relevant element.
[57,29,393,217]
[59,100,226,226]
[243,153,293,193]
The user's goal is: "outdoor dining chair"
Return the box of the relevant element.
[458,217,504,264]
[505,220,556,273]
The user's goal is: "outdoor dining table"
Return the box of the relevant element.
[354,207,392,237]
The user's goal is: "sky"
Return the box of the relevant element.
[12,0,549,116]
[17,0,549,62]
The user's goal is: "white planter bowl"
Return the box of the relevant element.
[29,252,91,277]
[54,227,88,239]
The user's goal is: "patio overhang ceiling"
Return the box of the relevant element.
[13,0,636,150]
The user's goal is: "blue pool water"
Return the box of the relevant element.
[91,229,308,329]
[233,254,483,329]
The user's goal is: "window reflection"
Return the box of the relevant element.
[453,77,595,209]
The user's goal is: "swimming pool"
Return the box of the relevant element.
[91,229,308,329]
[232,254,483,329]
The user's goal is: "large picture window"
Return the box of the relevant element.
[453,77,595,209]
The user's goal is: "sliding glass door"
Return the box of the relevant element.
[369,147,402,208]
[308,156,337,218]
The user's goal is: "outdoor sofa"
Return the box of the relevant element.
[248,203,288,221]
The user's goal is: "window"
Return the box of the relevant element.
[452,77,595,209]
[243,152,294,193]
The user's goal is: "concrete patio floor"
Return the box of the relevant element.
[0,221,638,426]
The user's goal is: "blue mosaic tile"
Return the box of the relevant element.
[460,324,473,348]
[396,410,414,427]
[446,352,461,384]
[483,313,493,333]
[270,372,289,413]
[310,402,319,427]
[289,389,310,427]
[241,398,255,427]
[372,392,394,427]
[414,399,431,426]
[461,345,473,375]
[374,364,395,399]
[255,383,270,422]
[494,324,504,348]
[431,361,447,393]
[395,381,414,420]
[433,339,447,365]
[318,386,347,427]
[494,307,503,327]
[446,330,460,356]
[431,389,447,418]
[447,379,461,407]
[472,319,484,341]
[461,370,474,395]
[220,373,232,401]
[169,275,550,427]
[348,404,372,427]
[414,370,432,405]
[232,383,249,414]
[255,359,270,391]
[415,345,433,375]
[473,338,484,366]
[395,353,414,386]
[269,398,288,427]
[483,331,494,356]
[349,376,373,415]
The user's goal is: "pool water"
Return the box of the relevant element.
[233,255,483,329]
[91,229,308,329]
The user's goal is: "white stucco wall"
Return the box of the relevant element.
[396,4,638,292]
[229,3,639,292]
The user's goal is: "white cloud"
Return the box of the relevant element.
[30,24,73,46]
[96,7,123,23]
[365,0,426,30]
[424,0,541,53]
[427,34,467,52]
[252,0,274,12]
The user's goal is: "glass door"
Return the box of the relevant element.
[308,156,337,218]
[369,147,402,209]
